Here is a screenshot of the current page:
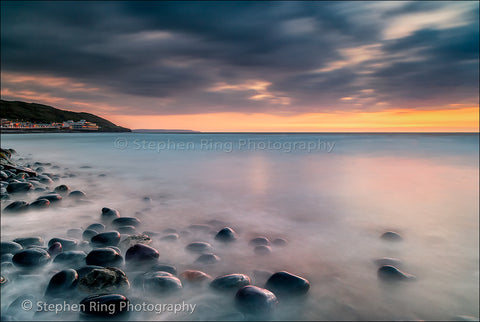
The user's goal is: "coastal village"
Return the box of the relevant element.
[0,119,99,131]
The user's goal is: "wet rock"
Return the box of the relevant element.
[107,246,122,254]
[86,248,123,267]
[91,231,121,247]
[47,242,63,256]
[265,271,310,297]
[6,294,38,320]
[6,182,33,193]
[101,207,120,220]
[37,193,62,203]
[69,190,87,199]
[374,257,403,268]
[1,241,23,254]
[160,233,179,242]
[48,237,77,251]
[377,265,416,281]
[80,294,130,317]
[381,231,403,241]
[235,285,278,315]
[185,242,213,254]
[214,227,237,243]
[78,267,130,294]
[143,274,183,295]
[254,245,272,255]
[53,184,70,195]
[76,265,104,280]
[13,237,44,247]
[82,229,98,241]
[67,228,83,239]
[195,253,220,265]
[45,269,78,297]
[37,175,53,184]
[86,223,105,233]
[3,200,30,213]
[117,225,136,235]
[180,270,212,285]
[53,251,86,267]
[125,244,159,264]
[12,249,51,268]
[163,228,177,234]
[29,198,50,209]
[112,217,141,228]
[151,264,177,275]
[119,234,152,250]
[210,274,251,291]
[272,238,287,247]
[249,237,271,246]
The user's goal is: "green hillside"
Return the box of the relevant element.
[0,100,130,132]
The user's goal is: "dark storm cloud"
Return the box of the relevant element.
[1,1,478,115]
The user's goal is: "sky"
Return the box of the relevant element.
[1,1,479,132]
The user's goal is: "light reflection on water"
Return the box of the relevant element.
[1,133,478,320]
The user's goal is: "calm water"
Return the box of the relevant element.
[1,133,479,320]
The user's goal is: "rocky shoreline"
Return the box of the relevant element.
[0,147,312,321]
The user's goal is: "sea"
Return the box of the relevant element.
[1,132,479,321]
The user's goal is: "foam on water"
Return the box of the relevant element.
[1,133,479,320]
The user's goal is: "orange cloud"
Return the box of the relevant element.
[108,106,479,132]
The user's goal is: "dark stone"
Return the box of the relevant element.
[381,231,403,241]
[254,245,272,255]
[37,193,62,203]
[38,175,53,184]
[377,265,416,281]
[53,251,86,267]
[180,270,212,285]
[249,237,270,246]
[12,249,51,268]
[78,267,130,294]
[67,228,83,239]
[125,244,159,263]
[214,227,237,243]
[91,231,121,247]
[143,274,182,295]
[82,229,98,241]
[80,294,130,317]
[3,200,29,213]
[1,241,23,254]
[48,237,77,251]
[86,223,105,233]
[162,228,177,234]
[54,184,70,195]
[272,238,287,247]
[47,242,63,256]
[210,274,251,291]
[265,271,310,297]
[6,182,33,193]
[29,199,50,209]
[13,237,44,247]
[195,253,220,265]
[151,264,177,275]
[185,242,213,254]
[235,285,278,315]
[117,225,136,235]
[69,190,87,199]
[45,269,78,296]
[112,217,141,228]
[101,207,120,220]
[86,248,123,267]
[374,257,403,268]
[76,265,104,280]
[160,233,179,242]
